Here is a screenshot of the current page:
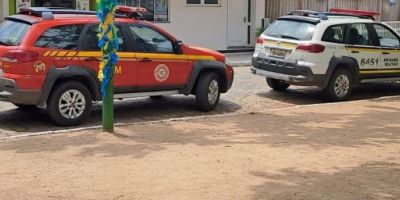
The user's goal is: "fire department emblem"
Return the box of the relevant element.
[33,61,46,73]
[154,64,170,82]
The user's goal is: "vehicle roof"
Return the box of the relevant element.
[320,17,375,24]
[278,15,375,25]
[322,16,374,22]
[6,13,138,24]
[5,13,178,44]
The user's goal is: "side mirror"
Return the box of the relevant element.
[175,40,183,54]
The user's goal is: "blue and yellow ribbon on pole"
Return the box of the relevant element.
[97,0,119,132]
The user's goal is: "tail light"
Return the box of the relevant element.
[256,37,264,44]
[296,44,325,53]
[0,50,39,62]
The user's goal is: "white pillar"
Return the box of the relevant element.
[250,0,266,46]
[1,0,9,22]
[255,0,265,30]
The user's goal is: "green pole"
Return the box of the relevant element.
[102,73,114,132]
[97,0,118,133]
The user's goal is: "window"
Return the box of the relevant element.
[35,24,84,50]
[0,20,30,46]
[264,20,316,41]
[128,25,174,53]
[187,0,200,4]
[322,25,345,43]
[347,24,373,46]
[373,24,400,48]
[187,0,220,6]
[82,24,128,51]
[120,0,169,22]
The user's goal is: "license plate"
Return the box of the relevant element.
[270,48,288,58]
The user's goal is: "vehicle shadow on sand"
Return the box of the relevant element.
[257,82,400,105]
[0,96,241,134]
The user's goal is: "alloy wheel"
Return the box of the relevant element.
[208,80,219,105]
[58,89,86,119]
[334,74,350,98]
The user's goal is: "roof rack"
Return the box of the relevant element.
[19,7,97,20]
[18,6,147,20]
[288,10,374,20]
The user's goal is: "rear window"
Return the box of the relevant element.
[264,20,316,41]
[35,24,84,50]
[322,25,346,44]
[0,20,30,46]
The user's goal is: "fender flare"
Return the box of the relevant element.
[181,60,228,95]
[39,66,101,106]
[324,56,360,88]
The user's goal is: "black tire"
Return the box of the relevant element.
[324,68,353,101]
[195,72,220,111]
[266,78,290,91]
[47,81,92,126]
[13,104,37,110]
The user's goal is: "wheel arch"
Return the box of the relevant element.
[324,56,360,88]
[40,66,101,106]
[182,60,229,95]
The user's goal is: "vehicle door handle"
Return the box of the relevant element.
[351,50,359,54]
[139,58,152,62]
[382,52,390,55]
[83,57,100,61]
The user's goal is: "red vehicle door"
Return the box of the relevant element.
[126,24,191,92]
[78,23,138,93]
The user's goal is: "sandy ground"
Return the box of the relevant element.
[0,97,399,200]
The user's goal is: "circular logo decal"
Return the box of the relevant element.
[33,61,46,73]
[154,64,170,82]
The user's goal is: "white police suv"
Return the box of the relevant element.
[251,10,400,101]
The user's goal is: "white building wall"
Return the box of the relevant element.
[157,0,229,50]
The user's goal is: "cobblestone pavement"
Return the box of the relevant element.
[0,66,400,137]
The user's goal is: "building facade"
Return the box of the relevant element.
[2,0,400,50]
[2,0,266,50]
